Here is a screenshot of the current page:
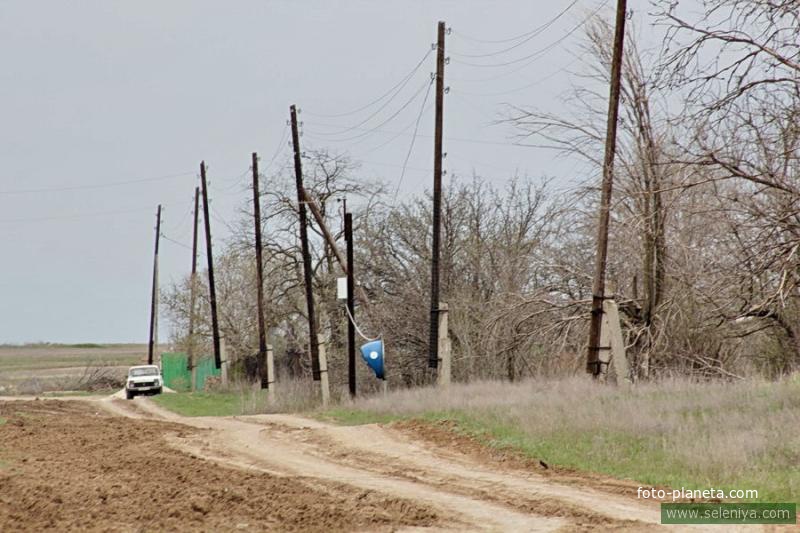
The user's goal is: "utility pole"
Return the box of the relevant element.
[200,162,222,369]
[345,208,356,397]
[290,105,321,380]
[429,20,446,370]
[147,204,162,365]
[251,152,269,389]
[302,188,370,311]
[586,0,628,377]
[187,187,200,389]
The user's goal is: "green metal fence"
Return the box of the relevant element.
[160,352,220,391]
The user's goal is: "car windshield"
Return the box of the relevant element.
[129,367,158,377]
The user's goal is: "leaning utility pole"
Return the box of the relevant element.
[147,204,162,365]
[586,0,628,377]
[290,105,321,380]
[345,209,356,397]
[187,187,200,388]
[302,188,370,312]
[429,20,446,370]
[200,162,222,369]
[251,152,269,389]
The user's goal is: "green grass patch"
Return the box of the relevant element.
[321,408,405,426]
[41,390,112,397]
[152,390,267,417]
[0,417,6,426]
[323,378,800,505]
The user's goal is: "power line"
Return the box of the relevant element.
[449,0,609,84]
[452,16,568,45]
[306,60,428,137]
[262,123,290,174]
[395,77,435,199]
[450,1,579,59]
[163,194,197,241]
[449,55,580,97]
[309,122,533,148]
[451,1,608,69]
[304,78,432,143]
[0,171,194,196]
[160,232,193,250]
[303,48,433,119]
[0,206,155,225]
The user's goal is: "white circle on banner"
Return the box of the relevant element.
[369,351,379,360]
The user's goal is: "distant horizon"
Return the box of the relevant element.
[0,341,147,347]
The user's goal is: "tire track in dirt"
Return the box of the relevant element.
[0,399,441,532]
[102,398,767,532]
[106,398,566,531]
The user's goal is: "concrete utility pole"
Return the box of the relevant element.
[586,0,628,377]
[147,204,162,365]
[251,152,269,389]
[345,209,356,397]
[187,187,200,389]
[429,20,446,370]
[200,162,222,369]
[290,105,321,380]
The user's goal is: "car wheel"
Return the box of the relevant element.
[156,387,163,395]
[126,390,134,400]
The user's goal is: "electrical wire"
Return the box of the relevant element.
[261,123,290,174]
[350,98,434,159]
[305,60,426,137]
[0,171,195,196]
[450,55,580,97]
[394,79,435,199]
[0,206,155,224]
[451,1,607,69]
[304,78,432,143]
[163,196,194,240]
[450,0,608,84]
[160,232,193,250]
[303,48,433,119]
[309,122,531,148]
[449,1,579,59]
[452,20,563,45]
[344,303,379,342]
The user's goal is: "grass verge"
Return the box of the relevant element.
[152,391,266,416]
[324,377,800,504]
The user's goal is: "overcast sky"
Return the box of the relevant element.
[0,0,647,344]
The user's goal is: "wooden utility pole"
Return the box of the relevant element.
[251,152,269,389]
[345,209,356,397]
[290,105,321,380]
[303,189,371,312]
[147,204,162,365]
[187,187,200,389]
[200,162,222,369]
[429,20,446,370]
[586,0,628,377]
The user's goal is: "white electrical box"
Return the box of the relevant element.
[337,277,347,300]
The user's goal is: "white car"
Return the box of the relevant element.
[125,365,163,400]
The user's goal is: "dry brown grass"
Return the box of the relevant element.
[328,376,800,503]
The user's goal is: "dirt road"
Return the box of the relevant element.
[104,397,664,531]
[0,396,767,531]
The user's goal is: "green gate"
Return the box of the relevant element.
[160,353,220,391]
